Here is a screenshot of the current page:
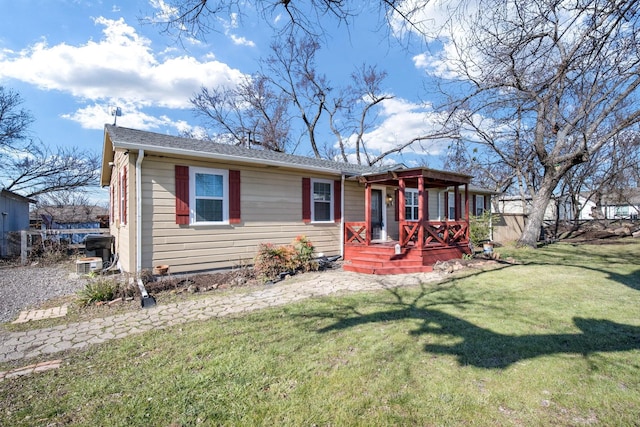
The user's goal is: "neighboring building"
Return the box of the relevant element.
[31,204,109,228]
[30,205,109,244]
[100,125,492,275]
[577,190,640,220]
[0,189,36,258]
[496,195,573,221]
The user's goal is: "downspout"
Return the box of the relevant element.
[136,149,144,272]
[340,174,345,259]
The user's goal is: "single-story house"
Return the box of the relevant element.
[577,190,640,220]
[100,125,492,275]
[0,189,36,258]
[496,195,573,221]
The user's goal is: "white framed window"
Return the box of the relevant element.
[312,179,333,222]
[448,192,456,220]
[405,189,419,221]
[476,195,485,216]
[190,167,229,224]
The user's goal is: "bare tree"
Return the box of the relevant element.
[558,131,640,228]
[263,35,330,158]
[191,74,291,151]
[0,87,101,199]
[440,0,640,247]
[326,64,394,164]
[0,86,34,152]
[1,141,100,199]
[149,0,429,40]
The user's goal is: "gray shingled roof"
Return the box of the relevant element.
[105,125,384,176]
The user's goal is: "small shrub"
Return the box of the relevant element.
[469,211,495,247]
[292,235,318,272]
[29,239,73,265]
[254,236,319,282]
[254,243,296,282]
[77,279,117,305]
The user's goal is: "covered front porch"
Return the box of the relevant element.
[343,168,472,274]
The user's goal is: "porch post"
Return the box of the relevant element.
[398,178,406,244]
[444,191,449,222]
[454,185,460,221]
[464,183,470,240]
[417,175,425,250]
[365,183,372,245]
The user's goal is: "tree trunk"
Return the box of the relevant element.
[517,172,558,248]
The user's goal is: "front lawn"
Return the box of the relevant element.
[1,240,639,426]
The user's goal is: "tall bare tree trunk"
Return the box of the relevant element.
[517,170,559,248]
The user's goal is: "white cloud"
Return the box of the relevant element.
[344,97,451,158]
[230,34,256,47]
[61,101,200,135]
[391,0,484,80]
[147,0,178,22]
[219,14,256,47]
[0,17,246,109]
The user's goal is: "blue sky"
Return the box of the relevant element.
[0,0,458,187]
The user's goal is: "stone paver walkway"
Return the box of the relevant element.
[12,305,68,324]
[0,270,443,365]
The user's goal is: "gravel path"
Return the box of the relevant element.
[0,263,86,323]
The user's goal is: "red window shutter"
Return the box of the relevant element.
[229,170,241,224]
[175,165,190,224]
[333,180,341,223]
[122,166,127,225]
[302,177,311,223]
[394,189,399,221]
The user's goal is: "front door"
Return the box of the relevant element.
[371,189,384,240]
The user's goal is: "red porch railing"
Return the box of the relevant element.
[345,222,368,244]
[344,220,469,249]
[400,220,469,248]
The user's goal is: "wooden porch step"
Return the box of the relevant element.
[343,241,470,275]
[346,257,425,269]
[343,263,434,275]
[344,245,421,258]
[345,253,424,263]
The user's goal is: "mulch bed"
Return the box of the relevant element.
[143,268,259,295]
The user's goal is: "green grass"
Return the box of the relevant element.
[2,240,640,426]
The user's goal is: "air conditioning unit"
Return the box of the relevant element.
[76,257,103,274]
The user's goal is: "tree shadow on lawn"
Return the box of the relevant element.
[314,285,640,369]
[507,242,640,292]
[584,266,640,292]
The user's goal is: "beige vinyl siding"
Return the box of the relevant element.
[109,150,136,273]
[138,157,345,274]
[343,180,365,222]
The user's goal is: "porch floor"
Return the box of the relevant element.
[343,241,470,275]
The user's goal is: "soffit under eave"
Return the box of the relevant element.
[356,169,472,187]
[100,131,115,187]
